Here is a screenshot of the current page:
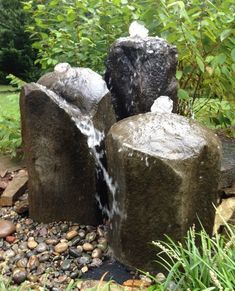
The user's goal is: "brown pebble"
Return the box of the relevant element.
[54,242,68,253]
[16,258,28,268]
[91,248,102,258]
[0,220,16,238]
[15,223,22,232]
[27,240,38,249]
[12,268,27,284]
[66,230,78,240]
[27,255,40,270]
[6,235,16,243]
[83,243,94,251]
[27,274,39,283]
[81,266,88,273]
[45,238,58,245]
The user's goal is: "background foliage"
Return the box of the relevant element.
[0,0,40,83]
[0,86,21,157]
[0,0,234,156]
[23,0,235,130]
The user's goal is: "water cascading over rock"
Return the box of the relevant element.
[20,63,116,224]
[105,22,178,120]
[106,112,221,270]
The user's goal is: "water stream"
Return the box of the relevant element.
[36,83,120,220]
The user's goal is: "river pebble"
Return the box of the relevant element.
[12,268,27,284]
[83,242,94,251]
[54,242,68,253]
[0,220,16,238]
[0,200,110,289]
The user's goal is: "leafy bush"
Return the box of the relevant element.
[23,0,235,130]
[23,0,139,73]
[193,98,235,136]
[142,0,235,125]
[150,224,235,290]
[0,0,40,83]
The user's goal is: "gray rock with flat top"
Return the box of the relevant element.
[20,65,115,223]
[106,112,221,270]
[105,37,178,120]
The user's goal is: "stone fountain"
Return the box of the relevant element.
[20,64,116,224]
[20,22,222,272]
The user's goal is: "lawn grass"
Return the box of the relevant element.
[0,85,18,92]
[0,85,21,156]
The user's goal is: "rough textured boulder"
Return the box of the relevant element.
[20,65,116,223]
[106,112,221,270]
[105,37,178,120]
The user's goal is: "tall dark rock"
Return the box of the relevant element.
[20,64,116,223]
[105,37,178,120]
[106,112,221,270]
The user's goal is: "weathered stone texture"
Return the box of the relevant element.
[106,112,221,270]
[20,66,115,224]
[105,37,178,120]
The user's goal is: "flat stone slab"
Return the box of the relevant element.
[0,155,25,176]
[0,170,28,206]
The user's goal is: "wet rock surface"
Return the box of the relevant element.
[20,65,116,223]
[106,112,221,270]
[38,63,109,117]
[105,36,178,120]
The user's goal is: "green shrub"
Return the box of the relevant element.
[142,0,235,129]
[0,0,40,83]
[23,0,235,131]
[23,0,139,74]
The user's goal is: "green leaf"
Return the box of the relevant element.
[220,29,232,41]
[205,56,214,63]
[217,53,226,65]
[196,56,205,73]
[167,1,185,10]
[176,70,183,80]
[178,88,190,100]
[231,49,235,62]
[232,64,235,73]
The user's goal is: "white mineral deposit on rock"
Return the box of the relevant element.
[129,21,149,38]
[150,96,173,113]
[54,63,71,73]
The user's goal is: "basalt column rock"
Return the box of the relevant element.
[105,37,178,120]
[20,64,116,224]
[106,113,221,270]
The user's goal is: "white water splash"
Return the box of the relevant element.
[150,96,173,113]
[129,21,149,38]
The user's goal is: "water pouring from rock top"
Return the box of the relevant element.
[105,20,178,120]
[20,63,117,223]
[129,21,149,38]
[37,63,122,219]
